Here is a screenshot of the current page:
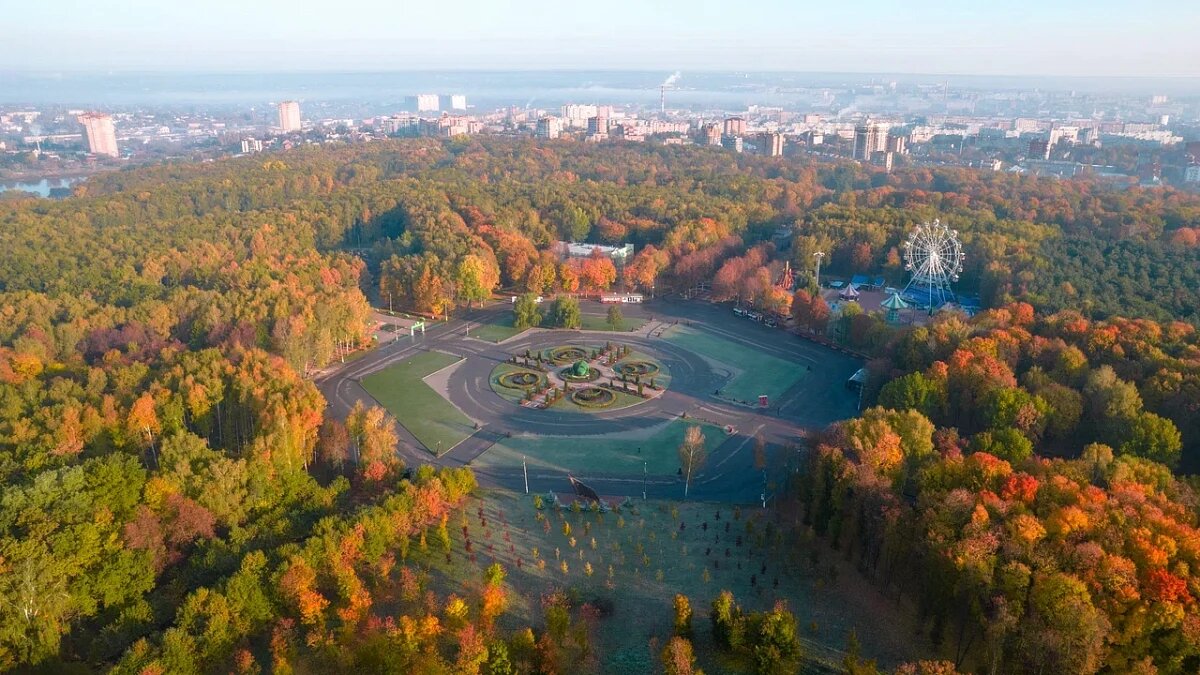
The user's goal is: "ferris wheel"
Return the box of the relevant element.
[902,219,964,313]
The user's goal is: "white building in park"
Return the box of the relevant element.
[557,241,635,264]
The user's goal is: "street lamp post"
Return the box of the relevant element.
[642,460,647,501]
[812,251,825,289]
[523,455,529,494]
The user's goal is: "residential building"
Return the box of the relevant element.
[1184,165,1200,183]
[240,138,263,154]
[587,115,609,137]
[614,124,644,143]
[703,123,722,146]
[723,116,746,136]
[885,133,908,154]
[536,116,561,139]
[853,122,887,160]
[449,94,467,110]
[277,101,301,132]
[721,135,743,153]
[561,104,598,128]
[78,112,119,157]
[414,94,440,112]
[762,132,784,157]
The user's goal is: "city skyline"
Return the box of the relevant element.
[4,0,1199,78]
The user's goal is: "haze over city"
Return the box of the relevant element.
[5,0,1200,76]
[4,3,1200,675]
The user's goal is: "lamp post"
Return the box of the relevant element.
[642,460,647,501]
[523,455,529,494]
[812,251,825,289]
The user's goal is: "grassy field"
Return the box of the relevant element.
[664,325,805,404]
[418,489,929,674]
[472,417,727,475]
[580,314,647,332]
[361,351,475,454]
[470,312,528,343]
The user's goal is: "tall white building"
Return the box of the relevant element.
[449,94,467,110]
[853,122,888,161]
[536,117,561,139]
[561,104,599,128]
[240,138,263,154]
[78,113,119,157]
[415,94,440,112]
[277,101,301,132]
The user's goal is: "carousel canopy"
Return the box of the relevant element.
[882,292,909,310]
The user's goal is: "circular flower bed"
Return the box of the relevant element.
[497,370,544,390]
[561,359,600,382]
[547,346,588,365]
[614,360,660,378]
[570,386,616,408]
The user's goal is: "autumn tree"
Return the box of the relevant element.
[456,253,500,308]
[346,402,401,480]
[678,426,707,498]
[606,305,623,331]
[661,636,701,675]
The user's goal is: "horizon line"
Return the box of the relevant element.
[3,67,1200,81]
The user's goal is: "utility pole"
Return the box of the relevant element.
[812,251,825,288]
[523,455,529,494]
[642,461,647,501]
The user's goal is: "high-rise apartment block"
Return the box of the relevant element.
[853,122,888,161]
[703,123,722,146]
[415,94,440,112]
[587,115,609,138]
[762,132,784,157]
[885,133,908,155]
[449,95,467,110]
[240,138,263,154]
[78,112,119,157]
[723,116,746,136]
[277,101,301,132]
[536,117,561,139]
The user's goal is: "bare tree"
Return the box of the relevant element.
[678,426,707,498]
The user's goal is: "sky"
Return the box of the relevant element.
[3,0,1199,77]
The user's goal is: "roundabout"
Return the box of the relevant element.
[487,341,671,413]
[321,299,866,502]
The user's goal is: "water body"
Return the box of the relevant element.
[0,176,83,197]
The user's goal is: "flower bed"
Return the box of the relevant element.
[613,360,660,378]
[546,345,588,365]
[569,386,616,408]
[497,370,545,390]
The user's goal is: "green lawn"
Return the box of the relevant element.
[664,325,806,404]
[469,313,528,343]
[472,417,727,475]
[361,351,474,455]
[580,314,647,332]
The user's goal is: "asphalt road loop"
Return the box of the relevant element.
[445,332,714,438]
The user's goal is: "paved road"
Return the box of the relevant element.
[316,298,862,503]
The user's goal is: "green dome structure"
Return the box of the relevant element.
[572,359,590,378]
